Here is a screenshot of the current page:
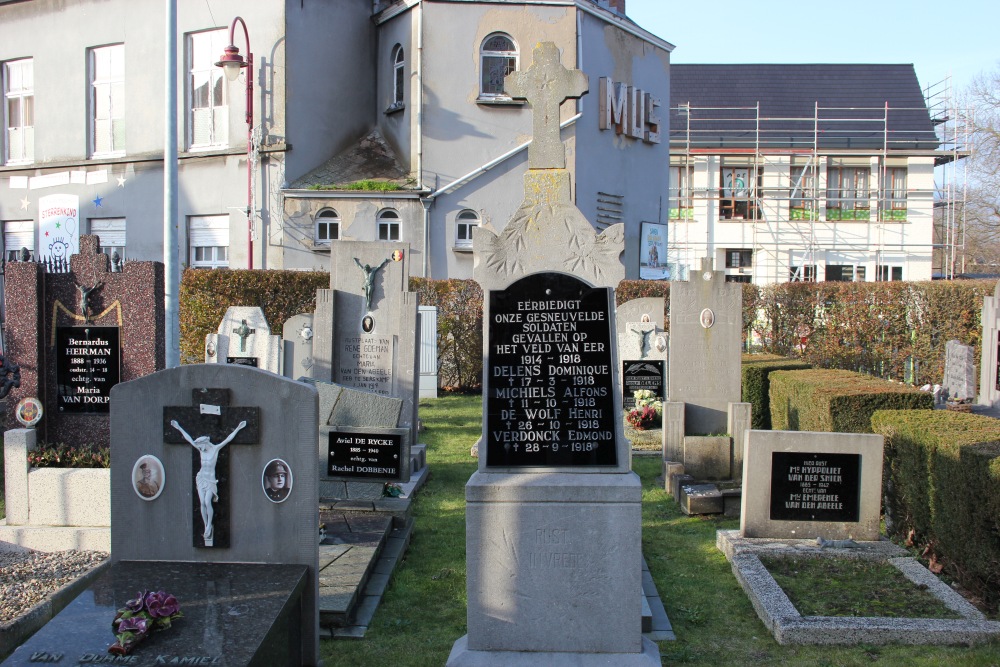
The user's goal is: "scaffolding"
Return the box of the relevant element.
[666,81,970,283]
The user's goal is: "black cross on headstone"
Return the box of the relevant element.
[163,388,260,549]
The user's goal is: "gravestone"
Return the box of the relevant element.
[740,429,884,541]
[617,297,667,411]
[283,313,315,380]
[979,280,1000,407]
[205,306,281,373]
[943,339,976,402]
[312,241,419,445]
[448,42,658,666]
[3,364,320,665]
[1,235,164,446]
[663,258,750,482]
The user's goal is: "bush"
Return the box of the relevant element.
[769,368,933,433]
[741,356,811,430]
[872,410,1000,611]
[27,443,110,468]
[410,278,484,391]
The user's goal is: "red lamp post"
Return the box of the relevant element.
[215,17,254,270]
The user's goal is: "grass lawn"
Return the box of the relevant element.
[320,395,1000,667]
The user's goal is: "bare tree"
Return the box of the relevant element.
[957,64,1000,271]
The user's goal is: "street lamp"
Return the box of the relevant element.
[215,16,254,270]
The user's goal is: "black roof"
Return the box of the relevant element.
[669,64,939,151]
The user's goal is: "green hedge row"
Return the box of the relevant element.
[871,410,1000,611]
[740,356,811,430]
[410,278,484,391]
[769,369,933,433]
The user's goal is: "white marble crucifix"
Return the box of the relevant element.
[505,42,589,169]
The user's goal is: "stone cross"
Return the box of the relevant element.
[163,388,259,549]
[233,319,255,353]
[505,42,589,169]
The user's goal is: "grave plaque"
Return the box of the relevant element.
[336,334,393,396]
[326,427,406,481]
[55,326,121,414]
[769,452,861,523]
[486,273,617,467]
[227,356,259,367]
[622,360,664,410]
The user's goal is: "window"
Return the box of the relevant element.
[315,209,340,245]
[825,264,866,282]
[669,164,693,220]
[875,265,903,282]
[3,59,33,164]
[880,167,907,221]
[3,220,34,262]
[826,166,870,221]
[480,34,517,99]
[725,275,751,284]
[725,249,752,269]
[788,265,817,282]
[188,215,229,268]
[456,210,479,249]
[789,165,817,220]
[90,44,125,156]
[719,166,761,220]
[188,29,228,148]
[377,209,400,241]
[388,45,405,111]
[88,218,126,263]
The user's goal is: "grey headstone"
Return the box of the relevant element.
[109,364,319,663]
[282,313,315,380]
[979,280,1000,407]
[205,306,281,373]
[667,258,742,434]
[944,339,976,401]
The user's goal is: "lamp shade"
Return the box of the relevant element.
[215,45,247,81]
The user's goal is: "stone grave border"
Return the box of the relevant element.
[717,529,1000,646]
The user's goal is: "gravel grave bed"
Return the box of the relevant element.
[0,550,108,625]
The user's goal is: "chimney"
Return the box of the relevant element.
[608,0,626,14]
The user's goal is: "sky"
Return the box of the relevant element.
[625,0,999,95]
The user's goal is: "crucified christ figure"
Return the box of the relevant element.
[170,419,247,546]
[354,257,390,311]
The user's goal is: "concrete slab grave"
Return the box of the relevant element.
[205,306,281,373]
[740,429,884,541]
[3,364,320,665]
[447,42,659,667]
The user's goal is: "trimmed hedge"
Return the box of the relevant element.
[741,356,811,430]
[769,369,933,433]
[871,410,1000,611]
[180,269,327,365]
[410,278,484,391]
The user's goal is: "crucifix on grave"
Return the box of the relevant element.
[163,388,259,548]
[505,42,589,169]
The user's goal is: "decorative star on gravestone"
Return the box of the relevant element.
[505,42,589,169]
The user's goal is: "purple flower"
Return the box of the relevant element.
[125,592,147,613]
[117,616,149,634]
[145,591,180,618]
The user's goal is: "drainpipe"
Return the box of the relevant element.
[422,198,431,278]
[417,1,426,276]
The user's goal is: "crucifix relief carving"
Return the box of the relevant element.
[505,42,589,169]
[163,389,259,548]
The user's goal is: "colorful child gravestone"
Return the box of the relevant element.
[3,364,321,665]
[447,42,659,666]
[2,235,164,446]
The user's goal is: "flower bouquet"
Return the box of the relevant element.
[626,405,659,430]
[109,590,183,656]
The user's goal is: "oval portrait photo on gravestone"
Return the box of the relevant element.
[262,458,292,503]
[361,315,375,333]
[132,455,164,501]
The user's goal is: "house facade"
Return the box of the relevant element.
[0,0,672,285]
[662,64,957,285]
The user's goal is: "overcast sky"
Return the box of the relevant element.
[625,0,998,95]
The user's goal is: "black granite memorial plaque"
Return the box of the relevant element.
[995,332,1000,392]
[769,452,861,522]
[486,273,617,467]
[327,430,403,481]
[622,360,664,410]
[227,356,259,367]
[55,326,121,414]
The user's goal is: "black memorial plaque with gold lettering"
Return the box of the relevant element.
[486,273,617,467]
[56,326,121,414]
[769,452,861,522]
